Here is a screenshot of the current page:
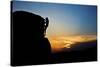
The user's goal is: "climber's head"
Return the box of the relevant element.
[13,11,49,38]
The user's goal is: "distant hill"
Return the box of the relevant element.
[68,40,97,51]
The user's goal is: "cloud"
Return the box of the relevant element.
[48,35,97,53]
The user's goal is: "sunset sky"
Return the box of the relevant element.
[12,1,97,52]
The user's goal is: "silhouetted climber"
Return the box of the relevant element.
[11,11,51,66]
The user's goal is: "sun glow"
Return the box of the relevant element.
[48,35,97,53]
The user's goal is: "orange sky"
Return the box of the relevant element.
[47,35,97,53]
